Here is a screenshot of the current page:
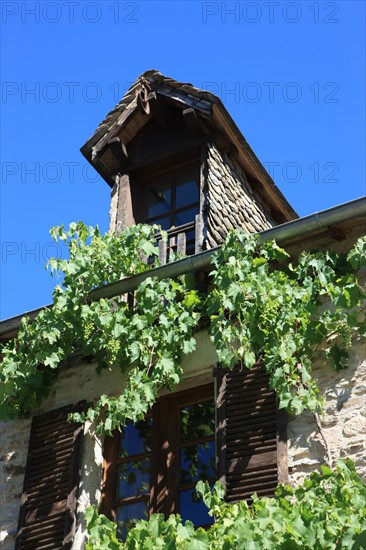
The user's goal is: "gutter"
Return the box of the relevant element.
[88,196,366,301]
[1,196,365,336]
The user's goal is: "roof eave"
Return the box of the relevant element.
[1,196,365,339]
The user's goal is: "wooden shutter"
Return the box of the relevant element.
[216,363,287,503]
[15,402,86,550]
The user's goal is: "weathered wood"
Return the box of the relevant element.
[16,402,86,550]
[177,232,186,256]
[159,240,167,265]
[215,366,227,487]
[100,427,119,520]
[108,137,128,164]
[195,214,203,253]
[116,174,135,232]
[148,91,170,126]
[121,136,208,175]
[169,235,176,259]
[215,363,287,503]
[154,84,212,118]
[182,108,207,136]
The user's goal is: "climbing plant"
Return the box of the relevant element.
[0,223,365,435]
[84,459,366,549]
[208,230,366,415]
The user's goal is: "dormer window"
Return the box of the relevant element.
[146,172,199,230]
[133,158,201,256]
[81,71,296,255]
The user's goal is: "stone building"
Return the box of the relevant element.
[0,71,365,549]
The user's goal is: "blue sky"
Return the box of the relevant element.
[1,0,365,320]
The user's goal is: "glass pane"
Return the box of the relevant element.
[185,229,195,243]
[119,418,153,458]
[178,488,214,527]
[186,244,195,256]
[150,215,171,230]
[147,183,171,218]
[180,400,215,443]
[175,178,199,209]
[179,441,215,484]
[116,459,150,499]
[116,500,149,540]
[174,206,199,227]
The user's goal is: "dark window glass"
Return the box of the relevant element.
[116,501,149,541]
[174,207,199,227]
[178,488,214,526]
[115,417,152,538]
[147,183,171,218]
[119,418,153,458]
[175,178,199,209]
[150,215,171,230]
[179,441,215,484]
[142,169,200,253]
[185,229,195,243]
[178,398,215,527]
[116,459,151,499]
[180,401,215,443]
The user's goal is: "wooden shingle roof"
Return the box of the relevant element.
[80,70,297,222]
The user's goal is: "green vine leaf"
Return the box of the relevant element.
[0,224,365,433]
[207,231,365,415]
[84,460,366,549]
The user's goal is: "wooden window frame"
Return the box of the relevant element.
[133,158,200,227]
[100,384,214,522]
[101,367,288,529]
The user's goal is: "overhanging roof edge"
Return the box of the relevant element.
[1,196,365,337]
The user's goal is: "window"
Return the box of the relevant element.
[101,364,287,539]
[101,385,215,538]
[134,160,200,256]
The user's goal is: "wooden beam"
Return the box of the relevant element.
[108,137,128,164]
[183,108,208,136]
[148,91,170,126]
[118,135,211,175]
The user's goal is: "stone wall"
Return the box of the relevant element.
[0,419,31,549]
[1,329,365,549]
[203,143,277,248]
[288,339,366,484]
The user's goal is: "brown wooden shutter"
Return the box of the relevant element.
[15,401,86,550]
[216,363,287,503]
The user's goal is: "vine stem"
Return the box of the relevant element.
[314,412,333,468]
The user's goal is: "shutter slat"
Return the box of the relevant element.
[28,462,72,482]
[228,466,278,482]
[226,398,276,411]
[226,426,277,441]
[227,450,277,471]
[28,463,72,486]
[228,443,277,456]
[15,401,86,550]
[227,418,277,435]
[21,520,65,539]
[216,363,287,503]
[31,436,75,455]
[29,452,73,470]
[26,490,70,505]
[24,499,68,521]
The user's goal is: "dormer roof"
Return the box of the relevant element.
[81,70,297,223]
